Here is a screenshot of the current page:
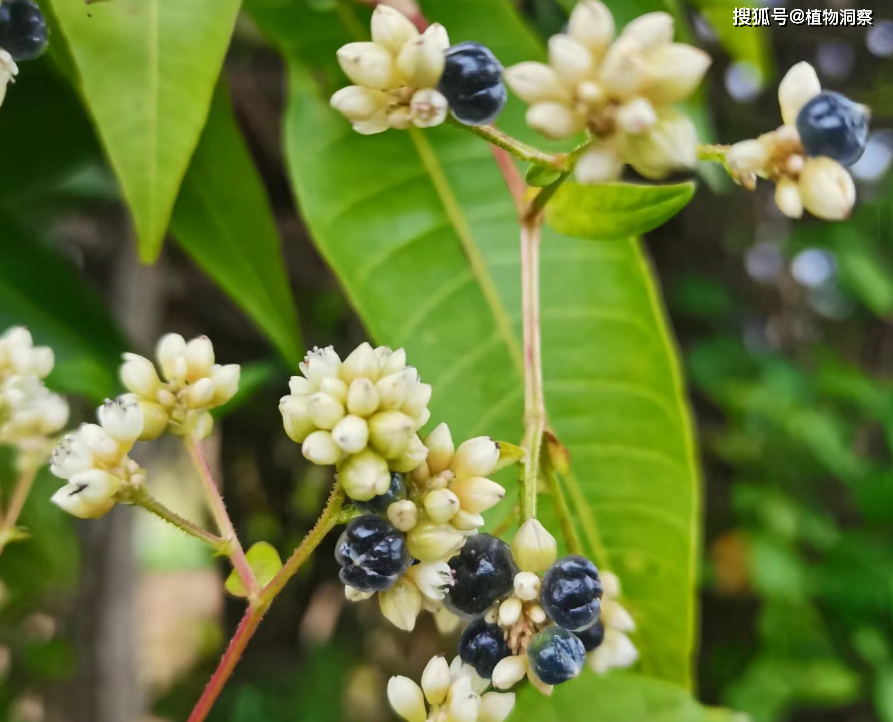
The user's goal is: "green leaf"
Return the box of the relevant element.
[546,182,696,241]
[517,671,734,722]
[172,83,304,369]
[45,0,242,262]
[249,0,700,688]
[0,214,126,400]
[224,541,283,597]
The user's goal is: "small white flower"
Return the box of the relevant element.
[406,559,453,601]
[50,469,120,519]
[586,571,638,674]
[380,577,423,631]
[798,156,855,221]
[0,50,18,109]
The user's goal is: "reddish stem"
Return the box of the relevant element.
[187,605,264,722]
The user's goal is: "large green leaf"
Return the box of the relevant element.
[547,182,696,241]
[247,0,700,689]
[0,215,126,400]
[45,0,242,262]
[172,83,303,369]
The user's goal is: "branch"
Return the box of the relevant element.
[133,489,226,551]
[452,118,571,171]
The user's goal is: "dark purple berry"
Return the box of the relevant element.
[575,621,605,651]
[444,533,518,616]
[796,91,869,167]
[527,626,586,685]
[458,617,511,678]
[0,0,48,61]
[540,555,602,632]
[334,514,410,593]
[437,42,507,126]
[353,472,406,514]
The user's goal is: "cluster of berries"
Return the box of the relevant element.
[0,0,48,109]
[727,62,868,221]
[505,1,710,183]
[330,5,507,133]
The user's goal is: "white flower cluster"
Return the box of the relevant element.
[119,334,240,440]
[505,1,710,183]
[280,343,431,500]
[49,398,144,519]
[0,327,68,457]
[726,62,856,221]
[0,51,17,110]
[330,6,450,134]
[389,655,515,722]
[587,571,637,674]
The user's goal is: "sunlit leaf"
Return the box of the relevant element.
[225,541,283,598]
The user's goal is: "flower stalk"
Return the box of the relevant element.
[132,488,227,552]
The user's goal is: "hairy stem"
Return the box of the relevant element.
[0,464,38,559]
[452,118,571,171]
[520,218,546,522]
[185,435,257,596]
[134,490,226,551]
[186,604,265,722]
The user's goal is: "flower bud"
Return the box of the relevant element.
[547,35,593,87]
[134,400,168,440]
[434,606,461,635]
[775,177,804,219]
[320,374,348,402]
[598,37,645,98]
[379,347,408,375]
[410,88,449,128]
[623,108,697,180]
[185,336,215,382]
[601,570,621,598]
[449,476,505,513]
[280,395,314,443]
[345,585,374,602]
[513,571,540,601]
[726,139,770,174]
[407,521,466,560]
[449,676,481,722]
[778,61,821,126]
[798,157,855,221]
[641,43,711,105]
[380,578,422,631]
[368,410,415,458]
[337,42,397,90]
[330,85,390,122]
[422,488,460,523]
[388,499,419,532]
[491,655,527,690]
[307,391,346,430]
[186,377,215,408]
[421,655,451,706]
[424,423,454,474]
[391,434,429,473]
[370,5,418,54]
[398,33,446,89]
[388,106,413,130]
[80,423,122,464]
[347,377,380,417]
[289,376,312,395]
[387,676,427,722]
[451,437,500,478]
[98,398,144,445]
[526,102,586,140]
[339,448,390,500]
[504,62,570,104]
[352,112,390,135]
[621,12,674,50]
[568,0,614,58]
[211,364,240,405]
[301,430,343,466]
[120,353,161,397]
[498,598,522,626]
[300,346,341,384]
[480,692,516,722]
[575,142,623,184]
[155,333,186,382]
[402,381,432,418]
[615,97,657,134]
[407,559,453,601]
[451,510,485,531]
[422,23,450,52]
[511,519,557,572]
[527,603,547,624]
[331,414,370,454]
[603,599,636,631]
[377,369,411,409]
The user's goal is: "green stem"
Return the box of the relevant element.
[0,464,38,560]
[451,118,571,171]
[133,490,226,551]
[697,143,730,164]
[542,462,583,555]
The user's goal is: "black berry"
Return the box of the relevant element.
[444,533,518,616]
[458,617,511,678]
[437,41,507,126]
[527,626,586,685]
[353,472,406,514]
[574,621,605,651]
[0,0,48,61]
[796,91,869,167]
[334,514,410,593]
[540,555,602,632]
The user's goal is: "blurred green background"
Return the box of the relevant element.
[0,0,891,720]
